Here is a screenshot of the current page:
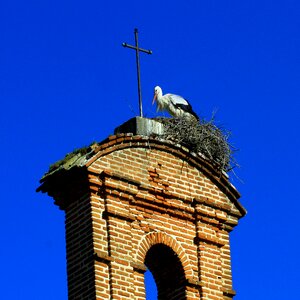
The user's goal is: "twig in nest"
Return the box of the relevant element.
[154,117,238,172]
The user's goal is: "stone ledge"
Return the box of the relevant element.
[223,289,236,297]
[131,261,147,274]
[114,116,164,136]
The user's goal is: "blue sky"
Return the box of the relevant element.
[1,0,300,299]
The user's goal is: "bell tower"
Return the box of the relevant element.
[37,117,246,300]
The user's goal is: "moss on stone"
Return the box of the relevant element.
[48,142,97,173]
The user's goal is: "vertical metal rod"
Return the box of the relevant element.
[134,28,143,117]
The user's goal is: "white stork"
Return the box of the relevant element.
[152,86,199,121]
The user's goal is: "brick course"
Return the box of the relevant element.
[38,133,246,300]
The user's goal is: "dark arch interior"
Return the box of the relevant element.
[145,243,186,300]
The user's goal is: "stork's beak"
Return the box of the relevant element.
[152,93,157,105]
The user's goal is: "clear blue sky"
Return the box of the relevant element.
[1,0,300,299]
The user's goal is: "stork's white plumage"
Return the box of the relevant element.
[152,86,199,121]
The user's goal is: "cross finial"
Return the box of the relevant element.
[122,28,152,118]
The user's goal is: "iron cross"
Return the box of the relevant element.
[122,28,152,118]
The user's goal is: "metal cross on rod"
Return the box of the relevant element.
[122,28,152,118]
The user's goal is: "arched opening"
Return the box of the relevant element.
[144,244,186,300]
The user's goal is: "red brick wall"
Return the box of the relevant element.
[65,194,96,299]
[44,134,245,299]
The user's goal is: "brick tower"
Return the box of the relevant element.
[37,117,246,300]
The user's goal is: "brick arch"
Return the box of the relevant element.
[136,231,193,281]
[86,134,245,215]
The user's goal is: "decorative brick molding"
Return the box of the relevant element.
[38,128,246,300]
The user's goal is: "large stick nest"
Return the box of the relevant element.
[154,117,238,172]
